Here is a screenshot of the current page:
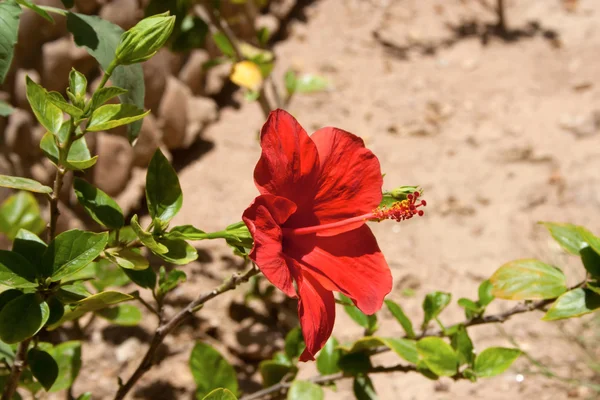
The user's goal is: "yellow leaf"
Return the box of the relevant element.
[230,61,263,91]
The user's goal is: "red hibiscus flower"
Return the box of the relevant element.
[243,110,425,361]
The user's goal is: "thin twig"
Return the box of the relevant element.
[0,338,32,400]
[113,265,260,400]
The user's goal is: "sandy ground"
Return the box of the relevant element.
[58,0,600,399]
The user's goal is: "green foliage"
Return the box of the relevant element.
[259,360,297,388]
[130,215,168,254]
[115,12,176,65]
[124,265,157,290]
[339,337,418,365]
[27,348,59,390]
[473,347,521,377]
[540,222,586,255]
[416,337,459,377]
[490,259,567,300]
[0,175,52,194]
[451,325,474,366]
[38,341,82,392]
[338,351,372,375]
[43,230,108,281]
[543,288,600,320]
[384,299,415,338]
[48,291,133,328]
[157,267,185,296]
[0,250,38,288]
[190,342,238,399]
[284,70,329,95]
[25,76,63,135]
[202,389,238,400]
[154,237,198,265]
[284,327,305,361]
[89,86,128,111]
[0,0,21,84]
[339,294,378,335]
[40,131,98,171]
[66,12,145,141]
[422,291,451,328]
[353,375,378,400]
[316,336,341,375]
[287,381,324,400]
[212,33,235,57]
[46,91,83,118]
[106,248,149,271]
[96,304,142,326]
[0,192,46,240]
[146,149,183,224]
[73,178,124,229]
[67,68,87,108]
[86,104,149,132]
[0,293,49,343]
[0,100,14,116]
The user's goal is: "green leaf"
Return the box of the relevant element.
[202,389,238,400]
[155,238,198,265]
[451,325,474,366]
[15,0,53,22]
[146,149,183,223]
[422,291,451,327]
[45,341,82,392]
[107,248,148,271]
[56,282,90,304]
[284,69,296,95]
[130,215,168,254]
[490,259,567,300]
[478,280,494,306]
[47,296,65,326]
[284,327,305,360]
[0,337,15,363]
[287,381,324,400]
[43,230,109,281]
[0,0,21,84]
[474,347,521,377]
[384,299,415,338]
[89,86,128,111]
[339,337,418,364]
[73,178,124,229]
[96,304,142,326]
[0,293,49,343]
[172,15,209,52]
[353,375,378,400]
[339,293,378,334]
[47,91,83,118]
[338,351,372,375]
[76,394,92,400]
[416,337,459,377]
[66,12,145,142]
[86,103,149,132]
[90,259,130,291]
[294,74,329,93]
[580,246,600,277]
[0,289,22,313]
[0,250,38,288]
[579,227,600,259]
[13,229,46,270]
[60,0,74,8]
[212,32,235,57]
[167,225,206,240]
[68,68,87,105]
[0,100,14,116]
[316,336,341,375]
[259,360,297,387]
[115,12,175,65]
[123,266,156,290]
[40,131,98,171]
[48,291,133,328]
[25,76,63,135]
[27,348,59,391]
[542,288,600,320]
[540,222,585,255]
[190,342,238,399]
[0,192,46,240]
[0,175,52,194]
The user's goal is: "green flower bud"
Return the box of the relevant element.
[115,12,176,65]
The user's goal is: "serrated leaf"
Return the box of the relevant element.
[416,337,459,377]
[0,192,46,240]
[28,348,59,390]
[474,347,521,377]
[66,12,144,142]
[43,230,109,281]
[130,215,168,254]
[146,149,182,223]
[0,175,52,194]
[25,76,63,135]
[287,381,323,400]
[190,342,238,398]
[48,291,133,328]
[96,304,142,326]
[73,178,124,228]
[86,103,149,132]
[540,222,585,255]
[0,1,22,84]
[0,293,49,343]
[490,259,567,300]
[422,291,451,327]
[0,250,38,288]
[542,288,600,320]
[316,336,341,375]
[384,299,415,338]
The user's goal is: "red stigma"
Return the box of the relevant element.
[372,191,427,222]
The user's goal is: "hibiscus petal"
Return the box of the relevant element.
[243,195,298,297]
[297,272,335,361]
[254,110,320,207]
[288,225,392,315]
[310,127,383,235]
